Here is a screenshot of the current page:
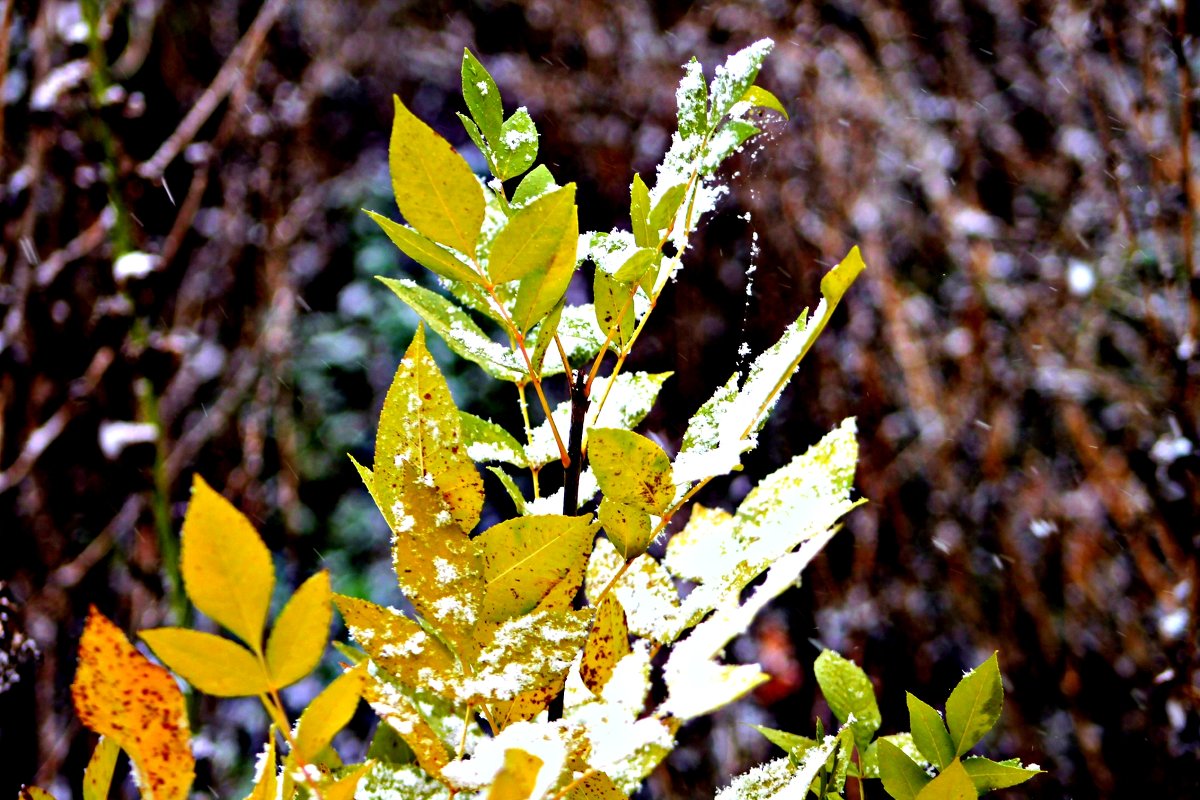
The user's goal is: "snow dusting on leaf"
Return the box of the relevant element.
[461,609,591,703]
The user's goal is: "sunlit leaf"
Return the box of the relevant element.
[589,428,674,515]
[18,789,56,800]
[82,736,119,800]
[389,94,484,254]
[908,691,955,769]
[580,595,631,695]
[180,474,274,651]
[488,748,543,800]
[488,465,529,516]
[322,762,374,800]
[140,627,269,697]
[461,411,528,467]
[750,725,816,760]
[366,211,482,285]
[598,497,652,560]
[362,664,458,778]
[647,183,687,245]
[916,758,978,800]
[379,277,525,382]
[72,608,194,800]
[945,653,1003,757]
[630,173,652,248]
[708,39,774,127]
[878,739,933,800]
[512,193,580,334]
[295,665,367,763]
[962,756,1043,792]
[593,269,636,350]
[266,570,332,689]
[478,514,598,623]
[461,609,592,703]
[334,594,457,695]
[529,299,564,377]
[814,649,881,750]
[488,185,575,285]
[512,164,557,208]
[243,735,277,800]
[462,49,503,144]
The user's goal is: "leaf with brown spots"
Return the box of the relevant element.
[563,771,626,800]
[361,665,457,779]
[478,514,597,623]
[71,607,194,800]
[588,429,674,515]
[82,735,119,800]
[19,788,56,800]
[598,497,652,560]
[580,595,631,695]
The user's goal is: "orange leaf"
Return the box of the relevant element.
[71,607,194,800]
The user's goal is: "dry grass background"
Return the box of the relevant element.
[1,0,1198,796]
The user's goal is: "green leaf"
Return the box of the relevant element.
[512,164,556,207]
[814,650,881,750]
[462,49,503,144]
[750,725,817,759]
[478,515,598,623]
[458,112,495,172]
[487,465,528,516]
[180,475,274,651]
[460,411,528,467]
[294,665,366,763]
[82,736,119,800]
[579,595,631,695]
[529,298,564,376]
[266,570,332,689]
[493,108,539,180]
[708,39,774,126]
[878,739,933,800]
[379,276,524,381]
[599,497,653,559]
[140,628,269,697]
[389,94,484,254]
[612,247,659,283]
[365,211,481,285]
[908,691,956,769]
[945,653,1003,757]
[630,173,652,248]
[488,184,575,285]
[961,756,1042,793]
[916,759,978,800]
[334,594,457,692]
[740,85,788,119]
[647,182,688,242]
[676,57,708,140]
[589,428,675,514]
[512,196,580,334]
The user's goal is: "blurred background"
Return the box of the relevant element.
[2,0,1198,796]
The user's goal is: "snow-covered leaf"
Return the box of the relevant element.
[662,504,733,583]
[494,108,539,180]
[334,595,457,695]
[462,609,592,704]
[584,538,679,643]
[674,247,865,490]
[676,57,708,140]
[362,663,461,779]
[513,165,557,208]
[380,277,525,382]
[461,411,528,467]
[707,39,774,128]
[717,730,840,800]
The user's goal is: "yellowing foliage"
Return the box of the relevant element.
[71,607,194,800]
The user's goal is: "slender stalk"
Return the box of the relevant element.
[261,684,327,800]
[591,559,633,609]
[562,369,588,516]
[457,704,472,759]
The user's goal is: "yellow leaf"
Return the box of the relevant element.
[180,475,275,651]
[588,429,675,515]
[334,594,457,692]
[512,196,580,334]
[478,515,597,623]
[295,664,367,763]
[488,749,543,800]
[266,570,332,689]
[376,326,485,533]
[71,607,194,800]
[580,595,631,695]
[322,762,374,800]
[563,771,626,800]
[389,94,485,255]
[243,735,277,800]
[82,736,119,800]
[362,669,455,777]
[598,497,652,560]
[464,609,591,704]
[19,788,56,800]
[141,627,270,697]
[488,185,576,284]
